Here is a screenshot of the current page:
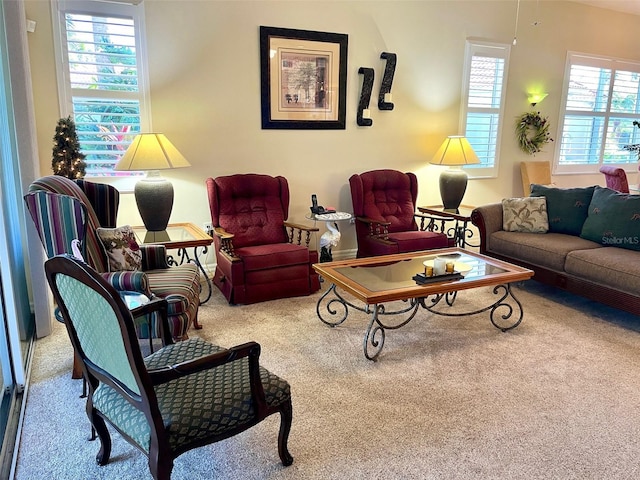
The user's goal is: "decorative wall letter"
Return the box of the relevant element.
[378,52,396,111]
[357,67,374,127]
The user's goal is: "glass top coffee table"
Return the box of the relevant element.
[313,247,534,360]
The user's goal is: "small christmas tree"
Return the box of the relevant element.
[52,116,86,179]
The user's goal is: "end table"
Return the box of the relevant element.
[131,222,214,309]
[307,211,353,261]
[417,205,477,248]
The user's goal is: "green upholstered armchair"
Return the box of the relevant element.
[45,254,293,480]
[27,175,201,340]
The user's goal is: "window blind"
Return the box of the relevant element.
[61,10,144,176]
[558,54,640,169]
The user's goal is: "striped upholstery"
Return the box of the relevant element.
[24,192,87,259]
[29,176,109,273]
[28,176,201,340]
[75,179,120,228]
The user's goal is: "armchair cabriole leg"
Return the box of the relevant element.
[278,400,294,466]
[91,412,111,466]
[149,452,173,480]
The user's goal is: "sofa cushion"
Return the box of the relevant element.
[234,243,310,271]
[565,247,640,295]
[502,197,549,233]
[580,186,640,251]
[489,231,602,271]
[387,230,449,252]
[530,184,595,235]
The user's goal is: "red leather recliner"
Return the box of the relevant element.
[206,174,320,304]
[349,169,449,258]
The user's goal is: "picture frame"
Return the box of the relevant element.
[260,26,348,130]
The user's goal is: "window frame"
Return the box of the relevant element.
[459,39,511,179]
[51,0,151,181]
[554,51,640,175]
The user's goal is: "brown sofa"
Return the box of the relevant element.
[471,185,640,316]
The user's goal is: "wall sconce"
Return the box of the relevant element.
[527,92,548,106]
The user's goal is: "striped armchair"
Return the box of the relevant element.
[27,175,201,340]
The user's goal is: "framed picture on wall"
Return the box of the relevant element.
[260,26,348,130]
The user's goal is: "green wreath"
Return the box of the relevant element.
[516,112,553,154]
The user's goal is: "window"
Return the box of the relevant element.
[53,0,150,177]
[556,52,640,174]
[460,40,510,178]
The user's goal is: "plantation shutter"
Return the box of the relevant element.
[460,41,510,175]
[56,1,149,177]
[557,54,640,169]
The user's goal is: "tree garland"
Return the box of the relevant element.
[515,111,553,155]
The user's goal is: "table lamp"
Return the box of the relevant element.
[430,135,480,213]
[114,133,190,231]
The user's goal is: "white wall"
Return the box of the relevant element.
[23,0,640,259]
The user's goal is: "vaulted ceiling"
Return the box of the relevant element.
[567,0,640,17]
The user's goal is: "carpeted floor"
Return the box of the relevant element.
[14,280,640,479]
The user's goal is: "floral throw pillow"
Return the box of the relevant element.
[96,225,142,271]
[502,197,549,233]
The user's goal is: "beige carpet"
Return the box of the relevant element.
[14,280,640,479]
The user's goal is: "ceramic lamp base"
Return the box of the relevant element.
[135,174,173,232]
[439,168,469,213]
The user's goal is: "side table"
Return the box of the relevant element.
[417,205,477,248]
[131,222,214,306]
[307,212,353,261]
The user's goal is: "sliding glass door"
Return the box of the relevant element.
[0,0,38,476]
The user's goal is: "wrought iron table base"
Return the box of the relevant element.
[316,283,524,360]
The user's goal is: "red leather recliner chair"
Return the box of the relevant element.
[206,174,321,304]
[349,169,449,258]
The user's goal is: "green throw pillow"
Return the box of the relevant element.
[530,184,595,235]
[580,186,640,251]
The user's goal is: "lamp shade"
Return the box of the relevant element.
[430,136,480,167]
[114,133,191,171]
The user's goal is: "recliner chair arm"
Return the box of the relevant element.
[212,226,240,259]
[355,216,391,239]
[414,212,441,232]
[284,221,319,248]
